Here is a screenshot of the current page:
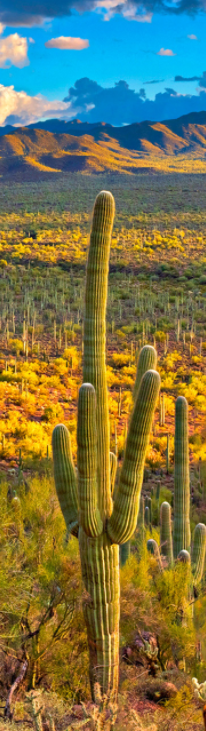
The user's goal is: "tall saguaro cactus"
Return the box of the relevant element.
[52,191,160,708]
[173,395,191,559]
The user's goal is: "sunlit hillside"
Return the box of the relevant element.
[1,111,206,178]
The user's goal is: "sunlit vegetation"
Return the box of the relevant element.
[1,174,206,729]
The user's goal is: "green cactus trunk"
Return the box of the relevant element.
[160,501,173,566]
[83,191,113,520]
[120,541,130,567]
[144,505,150,527]
[52,191,160,709]
[79,529,119,696]
[191,523,206,586]
[173,396,191,559]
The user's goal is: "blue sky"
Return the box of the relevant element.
[0,0,206,125]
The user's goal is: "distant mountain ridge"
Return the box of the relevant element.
[1,110,206,178]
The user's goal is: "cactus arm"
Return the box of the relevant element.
[83,191,115,520]
[52,424,79,537]
[160,501,174,566]
[133,345,157,402]
[191,523,206,585]
[120,344,157,557]
[110,452,117,496]
[107,369,160,545]
[77,384,103,538]
[173,396,191,558]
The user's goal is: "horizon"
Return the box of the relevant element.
[2,107,206,132]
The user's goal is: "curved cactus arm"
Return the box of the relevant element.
[173,396,191,558]
[160,501,174,566]
[77,384,103,538]
[133,345,157,402]
[52,424,79,537]
[107,369,160,545]
[119,345,158,557]
[191,523,206,585]
[110,452,117,496]
[83,191,115,520]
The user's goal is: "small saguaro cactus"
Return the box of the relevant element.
[52,191,160,710]
[160,501,173,566]
[191,522,206,586]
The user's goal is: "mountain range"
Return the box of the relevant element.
[1,110,206,179]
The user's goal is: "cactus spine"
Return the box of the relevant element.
[52,191,160,706]
[173,396,191,559]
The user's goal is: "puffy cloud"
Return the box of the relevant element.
[0,32,30,68]
[187,33,198,38]
[64,76,206,125]
[1,76,206,130]
[175,74,200,81]
[45,36,89,49]
[1,0,206,26]
[157,47,176,56]
[0,84,73,126]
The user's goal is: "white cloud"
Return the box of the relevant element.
[0,32,30,68]
[157,47,176,56]
[187,33,198,39]
[0,84,75,126]
[45,36,89,50]
[0,23,5,34]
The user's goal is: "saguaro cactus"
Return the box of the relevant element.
[173,396,191,559]
[191,523,206,586]
[52,191,160,707]
[160,501,173,566]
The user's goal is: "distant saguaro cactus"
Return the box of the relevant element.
[160,501,173,566]
[147,396,206,596]
[52,191,160,712]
